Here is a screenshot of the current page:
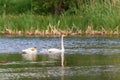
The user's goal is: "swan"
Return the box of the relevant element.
[40,35,66,54]
[48,35,65,53]
[47,35,66,66]
[22,47,37,61]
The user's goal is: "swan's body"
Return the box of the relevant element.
[22,47,37,61]
[47,35,65,67]
[48,48,63,53]
[40,35,65,66]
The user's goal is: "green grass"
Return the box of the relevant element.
[0,1,119,34]
[0,13,119,33]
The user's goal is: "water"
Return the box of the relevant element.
[0,36,120,80]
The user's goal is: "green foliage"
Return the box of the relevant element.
[0,0,119,32]
[32,0,81,15]
[0,0,31,14]
[79,0,120,30]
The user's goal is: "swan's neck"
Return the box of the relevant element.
[61,36,64,52]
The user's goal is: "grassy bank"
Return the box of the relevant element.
[0,1,119,36]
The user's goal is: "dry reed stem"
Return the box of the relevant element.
[5,28,14,35]
[1,26,120,36]
[15,30,22,35]
[113,26,119,35]
[101,27,107,35]
[85,26,94,35]
[34,29,41,35]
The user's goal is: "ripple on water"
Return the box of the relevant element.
[0,65,120,80]
[0,37,120,54]
[0,37,120,80]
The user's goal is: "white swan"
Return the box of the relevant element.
[48,35,65,53]
[40,35,66,54]
[22,47,37,61]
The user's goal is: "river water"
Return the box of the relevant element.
[0,36,120,80]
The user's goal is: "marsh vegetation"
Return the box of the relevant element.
[0,0,119,36]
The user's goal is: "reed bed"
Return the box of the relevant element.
[0,14,119,36]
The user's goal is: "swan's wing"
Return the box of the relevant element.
[40,48,61,54]
[40,49,49,54]
[48,48,61,53]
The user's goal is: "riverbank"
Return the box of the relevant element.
[1,26,119,37]
[0,0,120,37]
[0,13,119,37]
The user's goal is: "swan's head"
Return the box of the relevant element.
[22,47,37,61]
[22,47,37,54]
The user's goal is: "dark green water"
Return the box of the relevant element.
[0,36,120,80]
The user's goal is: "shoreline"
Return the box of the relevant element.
[0,26,119,37]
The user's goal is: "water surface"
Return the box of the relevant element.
[0,36,120,80]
